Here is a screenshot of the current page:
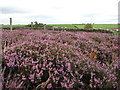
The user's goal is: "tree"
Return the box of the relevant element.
[34,21,39,27]
[84,23,93,29]
[34,21,44,29]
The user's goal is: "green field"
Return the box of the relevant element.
[47,24,78,29]
[48,24,118,29]
[2,25,27,28]
[93,24,118,29]
[2,24,118,29]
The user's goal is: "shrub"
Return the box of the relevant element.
[2,30,119,89]
[84,24,93,30]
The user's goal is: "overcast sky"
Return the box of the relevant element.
[0,0,119,24]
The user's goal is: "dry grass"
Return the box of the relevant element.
[89,48,99,61]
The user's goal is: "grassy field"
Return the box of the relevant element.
[47,24,78,29]
[48,24,118,29]
[93,24,118,29]
[2,24,118,29]
[2,25,27,28]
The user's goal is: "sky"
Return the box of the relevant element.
[0,0,119,24]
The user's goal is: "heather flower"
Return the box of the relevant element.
[22,77,26,80]
[47,83,52,88]
[29,74,34,80]
[67,63,71,72]
[80,75,83,79]
[94,77,99,83]
[61,82,67,88]
[2,30,118,89]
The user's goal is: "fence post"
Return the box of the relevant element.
[62,27,64,31]
[44,24,46,30]
[52,26,54,31]
[0,24,2,30]
[31,22,33,30]
[10,18,12,31]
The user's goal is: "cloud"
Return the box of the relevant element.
[28,15,53,19]
[1,6,29,14]
[0,0,118,24]
[26,15,59,24]
[106,18,118,23]
[83,13,100,17]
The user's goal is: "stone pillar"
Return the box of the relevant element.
[31,22,33,30]
[10,18,12,31]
